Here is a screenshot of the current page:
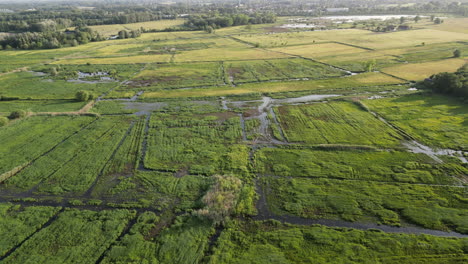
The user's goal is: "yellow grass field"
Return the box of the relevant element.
[271,43,368,58]
[381,58,467,80]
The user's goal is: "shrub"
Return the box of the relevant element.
[75,90,93,102]
[0,116,8,126]
[8,110,27,119]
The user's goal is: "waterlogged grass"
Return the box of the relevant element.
[128,62,224,89]
[255,148,466,185]
[2,209,134,264]
[142,72,403,99]
[0,116,95,176]
[381,58,467,81]
[275,101,402,147]
[0,71,115,99]
[363,94,468,150]
[0,203,61,257]
[210,221,468,264]
[264,177,468,231]
[145,113,249,175]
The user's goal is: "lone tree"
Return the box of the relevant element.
[8,110,27,119]
[75,90,93,102]
[414,15,421,23]
[453,49,462,58]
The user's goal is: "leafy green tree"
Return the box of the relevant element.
[453,49,462,58]
[365,60,377,72]
[414,15,421,23]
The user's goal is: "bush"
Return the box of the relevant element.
[453,49,462,58]
[75,90,93,102]
[0,116,8,126]
[8,110,27,119]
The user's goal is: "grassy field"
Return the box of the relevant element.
[271,42,368,58]
[274,101,402,147]
[363,94,468,150]
[211,221,468,263]
[255,148,466,185]
[142,72,403,99]
[264,176,468,231]
[381,58,467,81]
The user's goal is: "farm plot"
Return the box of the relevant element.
[255,148,466,185]
[263,177,468,231]
[144,113,249,175]
[274,101,402,147]
[5,116,134,194]
[2,209,134,264]
[363,94,468,151]
[225,58,344,84]
[210,221,468,264]
[0,71,115,99]
[380,58,467,81]
[0,116,95,177]
[271,42,368,59]
[0,203,61,257]
[142,72,403,99]
[51,54,172,65]
[126,62,224,90]
[395,42,468,63]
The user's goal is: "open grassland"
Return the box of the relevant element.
[394,42,468,63]
[142,72,402,99]
[101,214,214,264]
[226,58,344,84]
[0,116,95,177]
[0,204,61,257]
[363,94,468,150]
[51,54,172,65]
[274,101,402,147]
[0,100,87,113]
[271,42,368,58]
[255,148,466,185]
[211,221,468,264]
[2,209,134,264]
[4,116,134,194]
[145,112,249,175]
[381,58,467,81]
[235,29,369,48]
[318,50,400,72]
[264,176,468,232]
[128,62,224,90]
[424,18,468,34]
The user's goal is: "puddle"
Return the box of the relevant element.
[403,140,467,164]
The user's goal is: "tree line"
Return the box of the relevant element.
[0,27,103,49]
[184,12,276,31]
